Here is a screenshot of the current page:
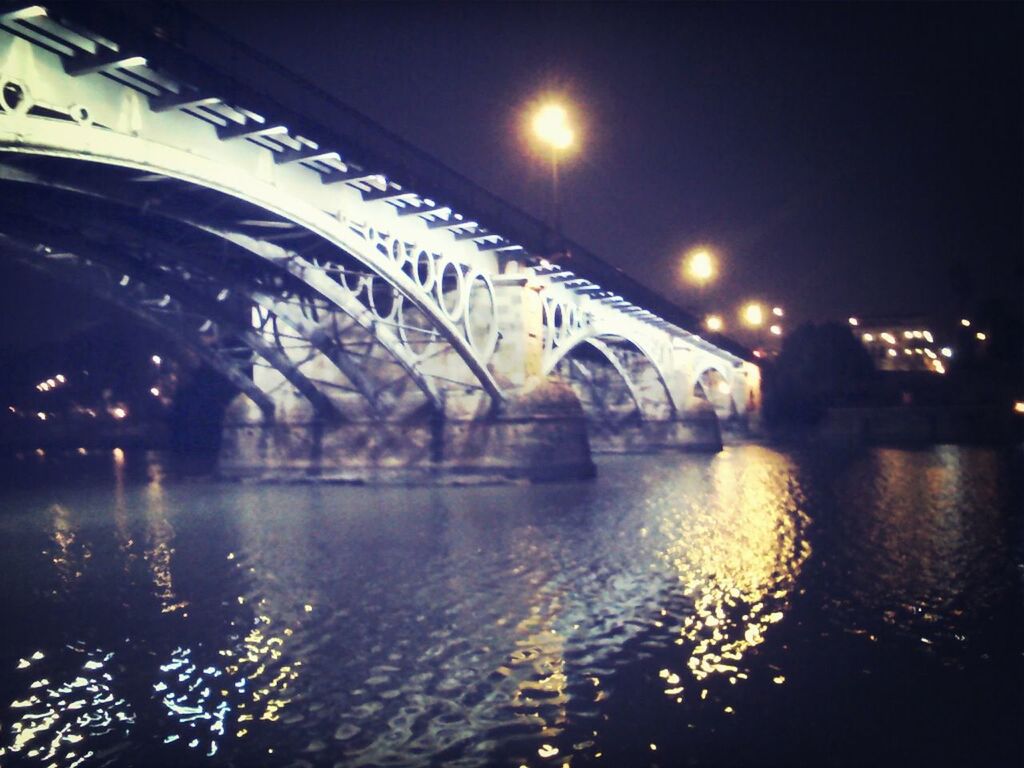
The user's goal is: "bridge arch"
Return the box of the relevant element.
[546,331,678,422]
[0,158,471,415]
[0,56,504,412]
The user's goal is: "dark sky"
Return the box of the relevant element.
[185,1,1023,328]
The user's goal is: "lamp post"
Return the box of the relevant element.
[531,102,574,247]
[741,301,766,351]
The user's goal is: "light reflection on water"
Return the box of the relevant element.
[0,444,1020,767]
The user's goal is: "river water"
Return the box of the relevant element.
[0,444,1021,767]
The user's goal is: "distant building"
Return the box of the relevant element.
[847,315,950,374]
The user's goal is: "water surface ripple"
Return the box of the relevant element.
[0,445,1020,766]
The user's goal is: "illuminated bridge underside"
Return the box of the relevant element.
[0,7,760,481]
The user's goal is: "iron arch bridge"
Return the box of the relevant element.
[0,4,760,481]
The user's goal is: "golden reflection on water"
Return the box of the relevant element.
[656,448,811,704]
[508,596,569,739]
[47,503,87,588]
[142,475,188,615]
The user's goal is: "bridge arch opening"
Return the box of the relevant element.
[694,366,738,422]
[552,335,676,424]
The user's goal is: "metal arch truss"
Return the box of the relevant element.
[0,6,753,424]
[0,12,503,415]
[0,232,278,420]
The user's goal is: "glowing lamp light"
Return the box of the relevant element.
[111,407,127,420]
[772,306,784,317]
[149,387,161,397]
[940,347,953,358]
[36,412,47,420]
[705,314,723,332]
[685,249,716,284]
[923,331,933,343]
[1014,401,1024,415]
[880,332,896,344]
[55,374,66,383]
[769,324,782,336]
[742,302,764,327]
[716,381,731,396]
[848,317,859,326]
[975,332,987,341]
[862,333,874,342]
[152,355,162,365]
[532,103,574,151]
[887,349,897,357]
[903,331,914,339]
[960,318,971,327]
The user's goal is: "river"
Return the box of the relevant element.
[0,444,1021,767]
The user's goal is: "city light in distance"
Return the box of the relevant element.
[149,387,161,397]
[110,406,127,420]
[961,318,971,327]
[976,332,987,341]
[848,317,859,326]
[1014,401,1024,415]
[887,349,897,357]
[862,333,874,342]
[880,332,896,344]
[769,324,782,336]
[151,355,162,365]
[941,347,953,358]
[772,307,784,317]
[705,314,723,332]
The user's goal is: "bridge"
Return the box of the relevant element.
[0,3,760,482]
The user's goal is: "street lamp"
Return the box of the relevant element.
[531,101,574,241]
[683,248,716,286]
[705,314,723,332]
[742,302,764,328]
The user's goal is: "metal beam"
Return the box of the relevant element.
[398,205,450,218]
[150,91,221,113]
[63,49,146,77]
[216,121,288,142]
[428,218,476,231]
[320,167,381,185]
[0,233,277,421]
[360,187,416,203]
[274,146,340,165]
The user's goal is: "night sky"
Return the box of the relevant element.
[1,2,1021,345]
[185,1,1023,328]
